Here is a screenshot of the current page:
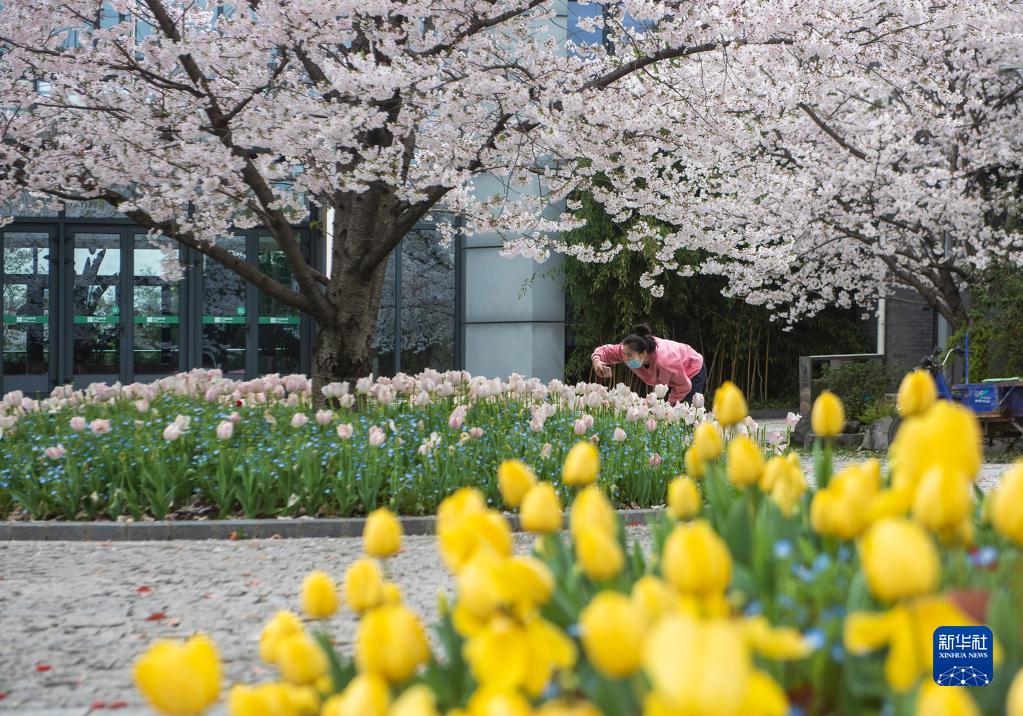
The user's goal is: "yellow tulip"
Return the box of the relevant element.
[465,687,532,716]
[684,446,706,479]
[713,381,748,427]
[464,615,574,697]
[383,581,403,605]
[345,558,385,613]
[662,520,732,597]
[500,556,555,613]
[364,508,403,558]
[438,509,513,573]
[860,518,939,602]
[726,435,764,488]
[498,459,537,508]
[569,485,617,540]
[563,441,600,487]
[741,616,813,660]
[133,634,222,716]
[259,611,304,664]
[916,681,979,716]
[355,604,430,683]
[389,685,438,716]
[890,401,982,492]
[991,463,1023,546]
[520,482,563,533]
[666,476,700,520]
[867,488,913,523]
[912,465,972,537]
[276,633,328,686]
[760,455,806,517]
[643,615,751,716]
[579,592,645,677]
[575,524,624,582]
[456,553,505,620]
[228,683,319,716]
[811,390,845,438]
[690,422,723,462]
[737,670,789,716]
[1008,666,1023,716]
[630,575,675,627]
[300,570,339,620]
[436,487,487,533]
[535,700,602,716]
[897,369,937,417]
[337,674,391,716]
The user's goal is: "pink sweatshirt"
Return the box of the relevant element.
[592,337,704,405]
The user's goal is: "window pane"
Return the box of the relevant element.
[201,236,247,376]
[73,232,122,375]
[400,230,455,374]
[133,235,181,375]
[372,253,396,377]
[257,234,300,375]
[2,232,51,376]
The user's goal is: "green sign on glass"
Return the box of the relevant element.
[134,316,180,325]
[3,315,48,325]
[73,315,119,325]
[258,316,300,325]
[235,306,246,316]
[202,315,246,325]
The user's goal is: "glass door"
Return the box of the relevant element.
[133,234,183,379]
[1,228,56,396]
[257,234,301,374]
[71,231,124,386]
[201,235,248,377]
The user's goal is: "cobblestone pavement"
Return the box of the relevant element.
[0,455,1014,713]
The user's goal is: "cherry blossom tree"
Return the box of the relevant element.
[1,0,1021,396]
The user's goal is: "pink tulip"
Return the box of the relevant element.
[785,412,801,428]
[469,426,484,439]
[44,444,65,460]
[228,411,242,424]
[646,418,658,433]
[90,419,111,435]
[589,434,600,445]
[291,413,309,428]
[216,421,234,440]
[648,452,662,466]
[70,416,87,432]
[448,406,467,431]
[315,410,333,426]
[368,426,386,447]
[582,414,594,430]
[204,388,219,402]
[573,419,587,436]
[540,443,552,458]
[613,427,627,442]
[768,430,784,446]
[163,423,181,441]
[691,393,705,409]
[337,423,354,440]
[134,399,149,413]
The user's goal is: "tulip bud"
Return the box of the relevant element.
[355,605,430,683]
[912,465,972,536]
[860,518,939,602]
[344,558,385,613]
[574,525,624,582]
[580,592,644,677]
[1007,666,1023,716]
[662,521,732,597]
[133,635,222,716]
[811,391,845,438]
[519,483,563,534]
[667,477,701,520]
[990,463,1023,546]
[691,422,723,463]
[569,485,616,541]
[713,381,748,427]
[896,369,937,417]
[300,571,339,620]
[389,685,438,716]
[258,611,304,664]
[726,435,764,488]
[276,633,328,685]
[563,441,600,487]
[363,508,402,558]
[497,459,537,508]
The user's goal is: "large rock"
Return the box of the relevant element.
[861,416,896,451]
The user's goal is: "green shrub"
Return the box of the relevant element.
[816,359,888,424]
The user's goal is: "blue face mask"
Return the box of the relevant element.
[626,357,643,369]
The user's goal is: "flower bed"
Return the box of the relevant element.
[132,376,1023,715]
[0,370,783,521]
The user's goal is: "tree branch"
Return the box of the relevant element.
[797,102,868,160]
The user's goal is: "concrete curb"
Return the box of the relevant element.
[0,508,664,541]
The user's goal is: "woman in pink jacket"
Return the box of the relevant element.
[591,324,706,405]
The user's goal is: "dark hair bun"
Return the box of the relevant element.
[633,323,652,336]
